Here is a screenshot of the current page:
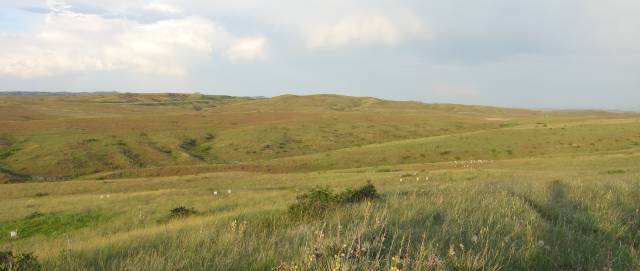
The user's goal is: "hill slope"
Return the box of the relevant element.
[0,93,636,182]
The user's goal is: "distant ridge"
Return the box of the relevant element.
[0,91,118,96]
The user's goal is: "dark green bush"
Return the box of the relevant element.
[169,206,197,219]
[180,138,197,149]
[288,183,380,220]
[336,182,380,203]
[0,251,41,271]
[288,187,337,220]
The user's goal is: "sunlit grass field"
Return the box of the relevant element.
[1,152,639,270]
[1,93,639,270]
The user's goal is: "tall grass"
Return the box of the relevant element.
[40,177,640,270]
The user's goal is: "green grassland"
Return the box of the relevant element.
[1,93,639,270]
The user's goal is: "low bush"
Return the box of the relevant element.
[288,187,336,220]
[0,251,41,271]
[288,182,380,220]
[169,206,197,220]
[336,182,380,203]
[180,138,197,150]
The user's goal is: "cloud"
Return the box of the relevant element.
[306,14,401,49]
[143,2,183,14]
[2,0,640,110]
[0,1,267,78]
[303,12,429,49]
[226,36,267,63]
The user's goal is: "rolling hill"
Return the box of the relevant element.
[0,93,637,182]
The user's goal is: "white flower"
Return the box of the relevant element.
[537,240,545,247]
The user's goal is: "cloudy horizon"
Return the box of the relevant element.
[1,0,639,110]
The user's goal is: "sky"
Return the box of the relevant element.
[0,0,639,110]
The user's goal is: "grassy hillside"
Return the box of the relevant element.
[0,93,635,182]
[1,93,639,270]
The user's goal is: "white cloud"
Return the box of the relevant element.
[143,2,183,14]
[226,36,267,63]
[306,14,401,49]
[0,1,267,78]
[302,12,429,49]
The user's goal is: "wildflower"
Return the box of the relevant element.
[537,240,545,247]
[471,235,478,243]
[9,230,17,239]
[448,244,456,256]
[459,243,465,251]
[390,256,401,271]
[231,220,237,232]
[227,189,232,194]
[213,191,218,196]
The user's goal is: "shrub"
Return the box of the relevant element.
[288,183,380,220]
[0,251,41,271]
[288,187,337,220]
[180,138,197,150]
[337,182,380,203]
[169,206,197,219]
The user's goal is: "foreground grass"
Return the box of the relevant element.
[1,153,639,270]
